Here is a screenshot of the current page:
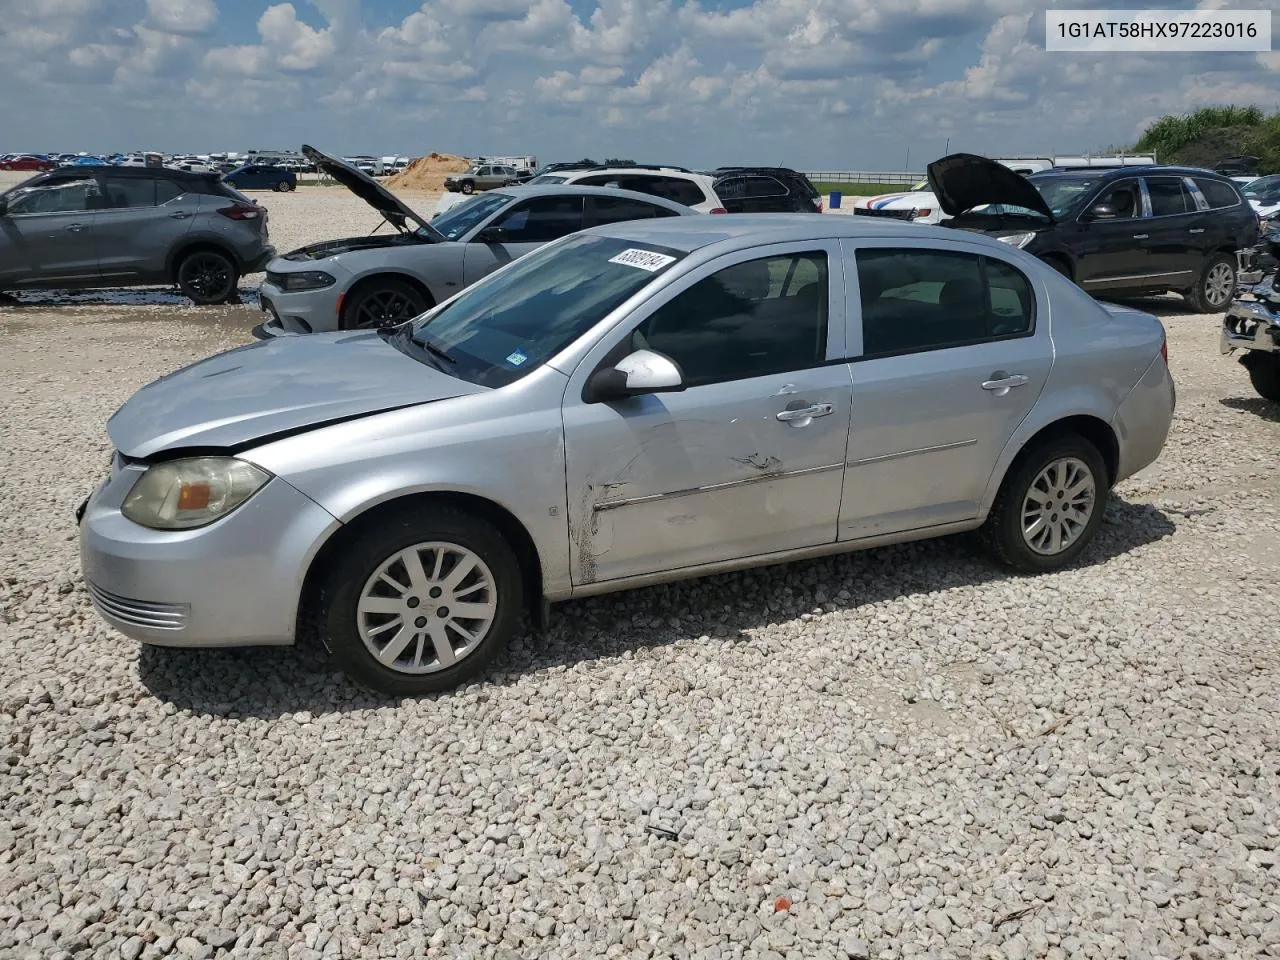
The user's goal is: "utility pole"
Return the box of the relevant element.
[905,147,910,171]
[945,137,950,154]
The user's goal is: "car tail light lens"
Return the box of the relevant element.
[709,207,728,215]
[217,202,261,221]
[1160,325,1168,362]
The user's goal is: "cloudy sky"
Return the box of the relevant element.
[2,0,1276,169]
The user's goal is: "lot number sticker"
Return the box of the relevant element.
[609,248,677,272]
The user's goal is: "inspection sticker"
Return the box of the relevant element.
[609,248,677,272]
[505,349,528,366]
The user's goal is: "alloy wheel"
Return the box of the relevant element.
[356,542,498,675]
[1204,261,1236,307]
[1020,457,1097,556]
[180,254,233,300]
[355,289,422,327]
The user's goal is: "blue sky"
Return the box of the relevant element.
[1,0,1276,169]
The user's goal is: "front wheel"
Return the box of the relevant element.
[176,250,239,304]
[274,180,294,192]
[979,435,1108,573]
[319,506,525,696]
[1185,253,1236,314]
[1244,352,1280,402]
[460,181,474,195]
[340,278,430,330]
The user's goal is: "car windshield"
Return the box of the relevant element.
[429,192,511,241]
[463,166,482,175]
[392,233,687,388]
[1243,177,1279,199]
[965,176,1092,219]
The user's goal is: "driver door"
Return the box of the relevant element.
[561,241,853,586]
[461,195,585,285]
[0,175,100,286]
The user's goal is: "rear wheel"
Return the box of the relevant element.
[979,435,1108,573]
[1185,253,1236,314]
[1243,353,1280,402]
[340,277,430,330]
[318,506,524,696]
[176,250,239,304]
[274,180,294,192]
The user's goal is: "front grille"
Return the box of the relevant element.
[88,582,188,631]
[852,206,918,220]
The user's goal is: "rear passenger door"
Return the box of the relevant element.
[839,241,1051,540]
[1140,176,1199,288]
[94,176,194,280]
[462,195,584,284]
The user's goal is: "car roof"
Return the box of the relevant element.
[581,212,981,253]
[44,165,215,181]
[480,183,700,212]
[1032,165,1232,181]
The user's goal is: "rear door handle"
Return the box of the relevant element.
[776,402,834,423]
[169,211,191,219]
[1132,233,1149,240]
[1189,227,1205,234]
[981,373,1029,396]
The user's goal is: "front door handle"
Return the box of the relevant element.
[169,211,191,219]
[981,373,1029,396]
[1189,227,1205,234]
[1132,233,1149,240]
[65,223,86,232]
[776,402,834,424]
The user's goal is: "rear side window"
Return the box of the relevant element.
[1193,178,1241,209]
[855,249,1034,356]
[717,176,789,200]
[585,196,680,226]
[1146,177,1192,217]
[101,177,157,208]
[155,180,185,204]
[585,175,705,207]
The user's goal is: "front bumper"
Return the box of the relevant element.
[1221,299,1280,355]
[78,461,340,647]
[255,279,343,336]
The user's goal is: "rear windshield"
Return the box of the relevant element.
[528,175,568,185]
[401,233,686,388]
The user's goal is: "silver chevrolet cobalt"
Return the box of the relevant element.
[79,215,1175,695]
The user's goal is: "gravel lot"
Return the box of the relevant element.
[2,170,1280,959]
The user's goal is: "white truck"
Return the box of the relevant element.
[846,154,1157,223]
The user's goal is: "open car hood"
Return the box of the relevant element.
[301,144,443,239]
[927,153,1055,221]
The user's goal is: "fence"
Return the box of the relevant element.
[802,171,923,185]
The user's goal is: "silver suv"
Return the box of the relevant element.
[0,167,274,304]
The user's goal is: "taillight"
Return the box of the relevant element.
[217,202,260,220]
[709,207,728,215]
[1160,329,1168,362]
[814,199,824,213]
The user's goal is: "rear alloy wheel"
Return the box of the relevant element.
[340,278,430,330]
[460,181,475,195]
[1243,352,1280,403]
[319,507,524,695]
[176,250,239,304]
[1186,253,1237,314]
[979,435,1108,573]
[274,180,294,192]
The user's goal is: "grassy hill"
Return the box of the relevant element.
[1132,105,1280,174]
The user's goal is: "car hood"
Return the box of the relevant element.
[301,144,443,240]
[279,233,433,261]
[927,153,1055,221]
[107,331,484,459]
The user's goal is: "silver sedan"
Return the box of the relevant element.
[79,214,1175,695]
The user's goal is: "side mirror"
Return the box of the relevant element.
[474,226,508,244]
[1085,203,1118,220]
[585,349,685,403]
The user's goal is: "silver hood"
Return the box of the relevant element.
[108,331,484,458]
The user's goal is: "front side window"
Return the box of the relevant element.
[6,178,97,215]
[399,234,685,388]
[491,196,584,243]
[630,252,828,387]
[856,248,1033,356]
[1093,180,1141,218]
[1146,177,1191,217]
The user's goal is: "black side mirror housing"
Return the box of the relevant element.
[1085,203,1118,220]
[475,226,507,244]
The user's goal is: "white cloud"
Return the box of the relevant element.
[146,0,218,35]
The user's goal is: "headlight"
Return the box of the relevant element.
[996,233,1035,248]
[278,270,336,291]
[122,457,271,530]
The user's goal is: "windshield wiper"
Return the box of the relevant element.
[410,330,456,365]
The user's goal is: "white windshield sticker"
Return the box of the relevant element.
[608,248,676,272]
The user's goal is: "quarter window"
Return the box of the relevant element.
[1193,177,1241,209]
[856,249,1033,356]
[1146,177,1192,217]
[631,252,828,387]
[492,196,584,242]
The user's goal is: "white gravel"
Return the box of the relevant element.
[2,177,1280,959]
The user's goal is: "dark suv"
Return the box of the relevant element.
[709,167,824,214]
[930,153,1259,313]
[0,166,274,304]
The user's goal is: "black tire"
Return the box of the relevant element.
[319,505,525,696]
[1244,353,1280,403]
[339,277,430,330]
[176,249,239,305]
[1185,252,1236,314]
[979,434,1108,573]
[460,181,474,195]
[274,180,294,192]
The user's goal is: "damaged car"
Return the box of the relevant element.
[929,153,1258,314]
[79,215,1174,696]
[256,144,698,337]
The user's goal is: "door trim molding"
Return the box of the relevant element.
[592,461,845,512]
[848,437,977,467]
[1081,270,1194,286]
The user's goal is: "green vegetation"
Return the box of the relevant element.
[811,181,906,196]
[1131,105,1280,174]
